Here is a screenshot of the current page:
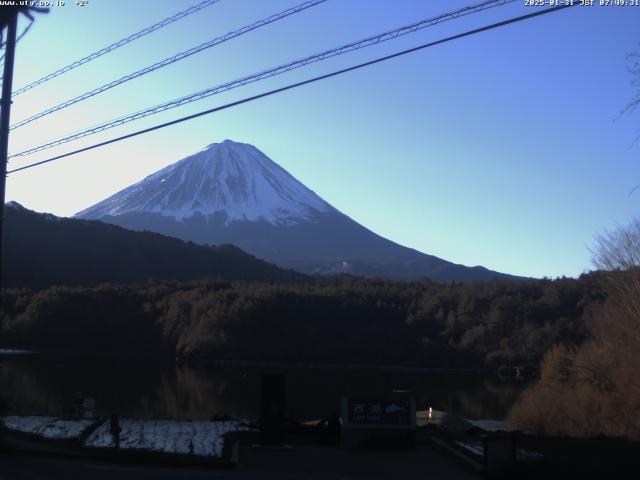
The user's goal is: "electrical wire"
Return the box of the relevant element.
[12,0,222,97]
[10,0,328,130]
[10,0,515,158]
[0,18,33,67]
[7,4,577,175]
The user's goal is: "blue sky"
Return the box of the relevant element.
[5,0,640,278]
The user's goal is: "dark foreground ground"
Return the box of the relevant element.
[2,421,640,480]
[0,444,477,480]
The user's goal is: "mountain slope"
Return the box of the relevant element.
[2,202,304,289]
[77,139,332,225]
[77,140,519,282]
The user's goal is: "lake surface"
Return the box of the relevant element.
[0,352,528,422]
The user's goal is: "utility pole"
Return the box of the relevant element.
[0,6,47,317]
[0,9,18,314]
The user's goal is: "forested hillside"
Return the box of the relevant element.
[2,203,304,288]
[1,274,606,368]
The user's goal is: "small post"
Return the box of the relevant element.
[109,413,121,450]
[259,373,286,445]
[74,391,83,417]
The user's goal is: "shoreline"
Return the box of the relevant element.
[0,348,530,377]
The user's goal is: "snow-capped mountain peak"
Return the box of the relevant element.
[76,140,332,225]
[76,139,518,282]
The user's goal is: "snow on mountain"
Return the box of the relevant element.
[76,139,520,282]
[76,140,332,225]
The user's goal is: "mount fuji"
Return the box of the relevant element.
[76,140,516,281]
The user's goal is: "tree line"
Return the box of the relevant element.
[0,273,607,370]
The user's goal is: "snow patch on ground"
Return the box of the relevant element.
[456,441,484,457]
[467,419,508,431]
[456,440,544,461]
[2,416,93,439]
[517,448,544,461]
[84,419,252,457]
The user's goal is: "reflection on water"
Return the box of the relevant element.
[0,353,527,421]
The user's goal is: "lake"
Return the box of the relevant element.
[0,351,528,422]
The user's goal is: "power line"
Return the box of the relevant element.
[12,0,222,97]
[0,18,33,67]
[10,0,515,158]
[7,4,576,175]
[10,0,328,131]
[15,18,34,44]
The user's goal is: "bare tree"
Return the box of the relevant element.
[591,220,640,356]
[592,219,640,270]
[509,218,640,439]
[622,46,640,142]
